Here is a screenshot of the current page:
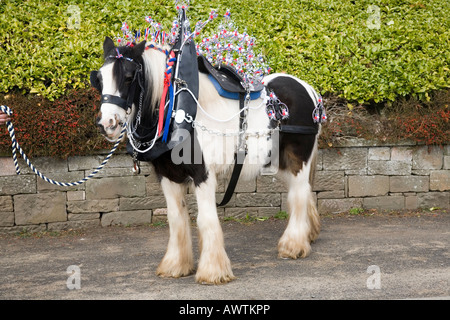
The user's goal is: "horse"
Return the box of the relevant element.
[92,36,322,284]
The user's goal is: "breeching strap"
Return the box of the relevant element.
[216,93,247,207]
[216,149,246,207]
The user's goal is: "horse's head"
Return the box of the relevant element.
[91,37,146,141]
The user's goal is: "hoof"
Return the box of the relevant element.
[195,272,236,285]
[156,257,194,278]
[278,236,311,259]
[195,251,235,285]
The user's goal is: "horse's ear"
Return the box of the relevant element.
[133,40,146,56]
[90,71,102,92]
[103,36,116,58]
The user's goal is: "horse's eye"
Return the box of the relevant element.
[124,73,133,84]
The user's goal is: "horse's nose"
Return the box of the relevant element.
[96,116,106,135]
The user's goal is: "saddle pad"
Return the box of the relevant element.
[198,55,264,94]
[208,74,262,100]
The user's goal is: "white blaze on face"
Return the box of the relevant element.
[98,62,128,141]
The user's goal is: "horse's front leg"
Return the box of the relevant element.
[195,171,235,284]
[156,178,194,278]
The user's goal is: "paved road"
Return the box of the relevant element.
[0,211,448,301]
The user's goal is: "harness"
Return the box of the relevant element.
[95,47,326,206]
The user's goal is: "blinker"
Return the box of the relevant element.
[90,71,101,92]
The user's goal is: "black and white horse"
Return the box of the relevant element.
[93,37,321,284]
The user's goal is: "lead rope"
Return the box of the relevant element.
[0,105,126,187]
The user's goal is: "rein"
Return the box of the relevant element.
[0,105,126,186]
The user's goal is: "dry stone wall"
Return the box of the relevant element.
[0,144,448,233]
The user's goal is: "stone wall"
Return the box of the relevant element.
[315,144,449,214]
[0,144,448,233]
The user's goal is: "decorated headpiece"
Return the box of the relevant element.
[114,0,271,89]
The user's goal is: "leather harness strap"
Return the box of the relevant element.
[217,93,247,207]
[100,94,128,111]
[216,149,246,207]
[279,124,318,134]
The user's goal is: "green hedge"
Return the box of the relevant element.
[0,0,449,104]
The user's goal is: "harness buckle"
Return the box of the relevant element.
[174,78,187,88]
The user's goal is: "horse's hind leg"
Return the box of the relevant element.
[194,170,235,284]
[264,74,321,259]
[156,178,194,278]
[278,142,320,259]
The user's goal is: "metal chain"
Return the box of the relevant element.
[238,92,251,151]
[189,118,278,138]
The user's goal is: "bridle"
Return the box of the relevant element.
[97,45,175,152]
[100,48,145,115]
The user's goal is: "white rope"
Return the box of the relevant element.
[176,87,267,123]
[0,105,126,186]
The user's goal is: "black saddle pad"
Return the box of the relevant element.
[197,55,264,94]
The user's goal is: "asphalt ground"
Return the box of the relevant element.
[0,210,448,304]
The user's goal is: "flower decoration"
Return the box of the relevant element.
[266,91,289,121]
[312,95,327,123]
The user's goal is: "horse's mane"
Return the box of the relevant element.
[141,43,170,117]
